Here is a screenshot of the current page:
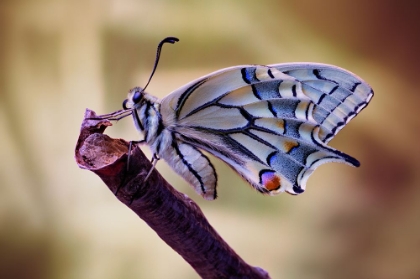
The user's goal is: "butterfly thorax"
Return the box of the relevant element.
[123,88,163,148]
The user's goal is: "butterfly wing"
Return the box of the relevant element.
[160,63,373,195]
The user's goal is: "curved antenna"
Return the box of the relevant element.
[141,37,179,93]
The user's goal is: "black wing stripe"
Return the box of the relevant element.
[172,138,207,194]
[241,67,259,84]
[175,78,208,119]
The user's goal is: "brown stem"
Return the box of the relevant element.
[75,109,270,279]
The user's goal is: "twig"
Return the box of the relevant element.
[75,109,270,279]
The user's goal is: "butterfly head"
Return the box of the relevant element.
[123,87,144,110]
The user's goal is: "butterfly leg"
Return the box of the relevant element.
[127,140,146,171]
[114,140,145,197]
[128,153,160,205]
[143,154,160,184]
[86,109,133,121]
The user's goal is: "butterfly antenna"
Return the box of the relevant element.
[140,37,179,93]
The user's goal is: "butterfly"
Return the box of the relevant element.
[97,37,373,200]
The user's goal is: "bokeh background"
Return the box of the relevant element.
[1,1,419,278]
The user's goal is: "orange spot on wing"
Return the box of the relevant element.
[276,119,284,129]
[261,172,281,191]
[283,140,299,153]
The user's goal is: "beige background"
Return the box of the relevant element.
[1,1,419,278]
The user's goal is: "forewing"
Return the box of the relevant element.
[160,63,373,195]
[272,63,373,143]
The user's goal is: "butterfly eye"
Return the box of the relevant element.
[122,99,129,110]
[132,90,142,104]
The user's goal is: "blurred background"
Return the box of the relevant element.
[1,1,419,278]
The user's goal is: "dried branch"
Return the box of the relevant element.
[75,109,270,279]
